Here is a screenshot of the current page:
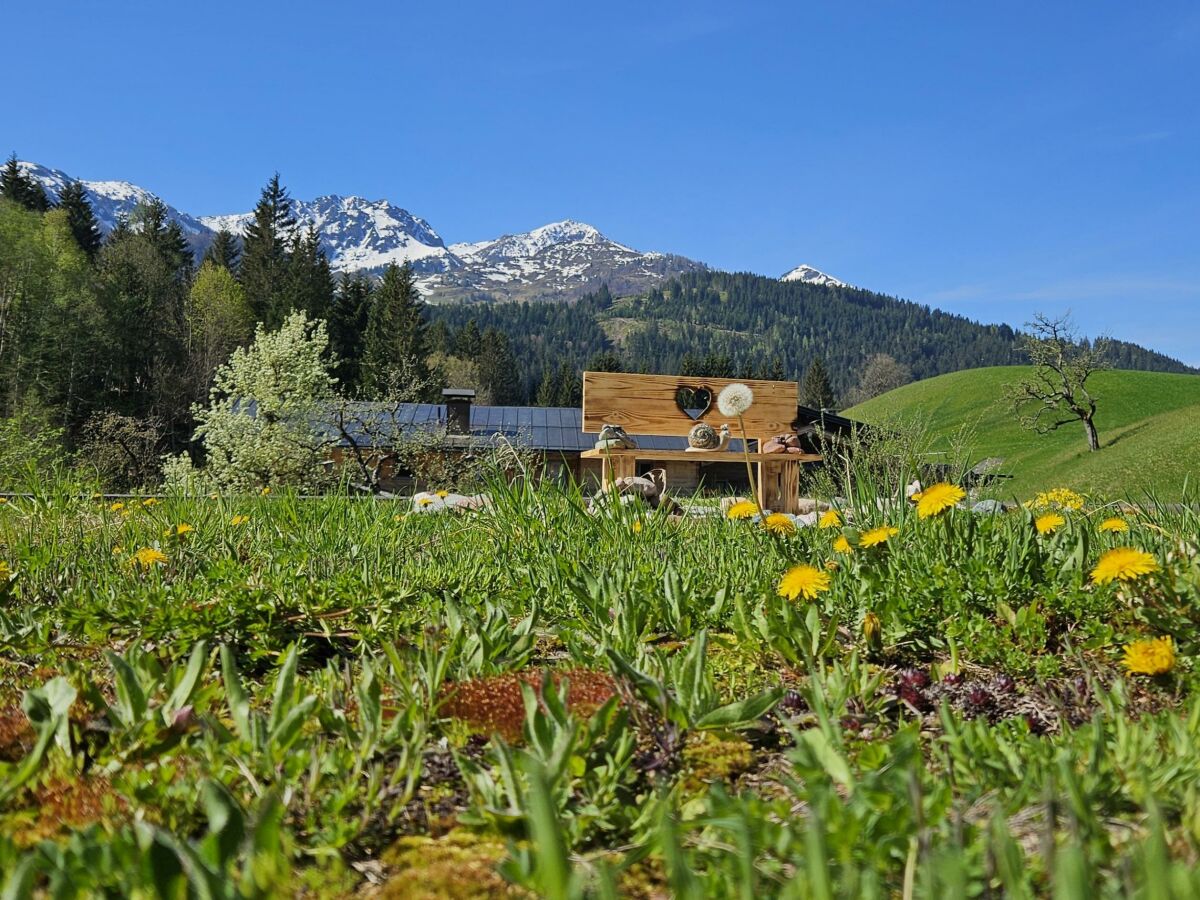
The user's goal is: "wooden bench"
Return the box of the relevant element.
[581,372,820,514]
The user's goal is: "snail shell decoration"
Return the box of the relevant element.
[687,422,732,451]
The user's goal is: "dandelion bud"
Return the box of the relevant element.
[862,612,882,652]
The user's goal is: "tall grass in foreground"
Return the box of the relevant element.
[0,472,1199,896]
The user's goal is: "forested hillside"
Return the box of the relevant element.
[427,271,1194,403]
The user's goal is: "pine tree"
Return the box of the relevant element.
[1,154,51,211]
[759,357,787,382]
[203,229,241,273]
[426,319,451,356]
[455,319,482,358]
[477,328,522,405]
[553,360,581,406]
[56,180,102,258]
[329,273,373,393]
[801,357,835,409]
[586,350,623,373]
[132,198,193,277]
[285,226,334,321]
[535,366,559,406]
[360,262,429,398]
[239,173,297,327]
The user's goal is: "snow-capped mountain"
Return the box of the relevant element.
[200,195,462,278]
[23,160,865,302]
[19,162,213,250]
[434,219,704,301]
[781,264,845,288]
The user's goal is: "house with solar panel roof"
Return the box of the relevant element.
[325,388,861,494]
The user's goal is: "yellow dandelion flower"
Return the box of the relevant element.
[1028,488,1085,511]
[231,515,249,526]
[859,525,899,548]
[1035,513,1065,535]
[0,497,8,505]
[726,500,758,520]
[1091,547,1159,585]
[777,564,832,601]
[632,519,643,534]
[109,501,126,512]
[130,547,167,569]
[763,513,796,535]
[260,486,271,496]
[164,523,194,538]
[141,498,159,507]
[818,509,842,529]
[915,482,966,518]
[417,497,434,507]
[436,489,450,499]
[1098,517,1128,534]
[833,535,854,554]
[1122,636,1174,676]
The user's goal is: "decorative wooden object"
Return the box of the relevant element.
[581,372,817,514]
[583,372,798,437]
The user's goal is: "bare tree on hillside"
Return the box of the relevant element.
[1005,313,1109,452]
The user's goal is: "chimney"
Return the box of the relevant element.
[442,388,475,436]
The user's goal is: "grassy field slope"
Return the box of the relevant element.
[846,366,1200,500]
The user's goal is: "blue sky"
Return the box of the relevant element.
[10,1,1200,364]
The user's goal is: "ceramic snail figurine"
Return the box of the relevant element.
[594,423,638,451]
[685,421,731,451]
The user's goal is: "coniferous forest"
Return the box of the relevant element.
[426,271,1194,404]
[1,155,1192,475]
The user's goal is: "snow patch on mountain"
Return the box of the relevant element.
[781,264,845,288]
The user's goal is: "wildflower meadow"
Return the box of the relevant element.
[2,473,1200,897]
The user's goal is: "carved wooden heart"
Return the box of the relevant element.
[675,385,713,420]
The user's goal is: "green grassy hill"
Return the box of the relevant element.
[845,367,1200,500]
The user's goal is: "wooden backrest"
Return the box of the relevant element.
[582,372,798,441]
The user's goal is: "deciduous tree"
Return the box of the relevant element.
[1006,313,1109,452]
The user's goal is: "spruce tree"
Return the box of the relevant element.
[239,173,297,327]
[586,350,623,373]
[477,328,522,405]
[55,180,103,258]
[553,360,581,406]
[455,319,482,358]
[534,366,559,406]
[1,153,51,211]
[360,262,429,398]
[203,229,241,273]
[426,319,451,356]
[329,273,373,393]
[801,358,836,410]
[285,226,335,321]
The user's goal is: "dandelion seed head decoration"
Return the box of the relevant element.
[717,383,754,417]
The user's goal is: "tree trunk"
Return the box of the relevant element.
[1083,416,1100,452]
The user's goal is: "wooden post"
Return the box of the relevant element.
[757,459,801,514]
[600,450,636,486]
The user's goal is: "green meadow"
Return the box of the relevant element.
[2,474,1200,896]
[846,367,1200,500]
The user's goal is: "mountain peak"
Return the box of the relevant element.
[781,264,845,288]
[19,160,705,301]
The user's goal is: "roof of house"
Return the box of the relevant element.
[316,402,863,453]
[326,403,729,452]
